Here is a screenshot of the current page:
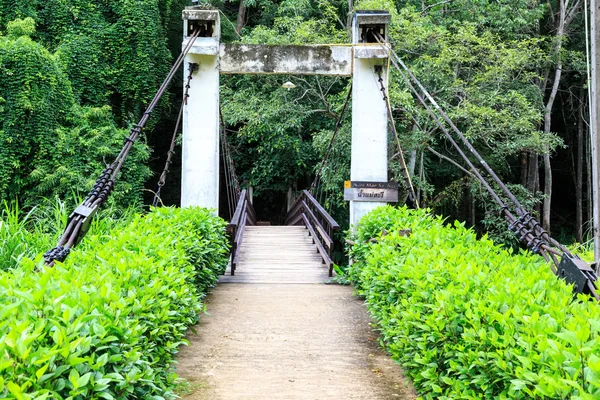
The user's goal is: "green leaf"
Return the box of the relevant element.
[36,364,49,380]
[77,372,92,388]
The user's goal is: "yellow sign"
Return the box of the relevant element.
[344,180,351,189]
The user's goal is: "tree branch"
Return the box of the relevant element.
[421,0,454,15]
[565,0,583,27]
[427,147,475,178]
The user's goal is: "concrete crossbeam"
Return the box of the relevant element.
[219,44,353,76]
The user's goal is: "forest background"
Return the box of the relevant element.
[0,0,593,248]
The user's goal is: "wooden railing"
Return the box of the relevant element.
[285,190,340,276]
[227,189,256,275]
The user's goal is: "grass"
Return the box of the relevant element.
[173,378,210,397]
[0,196,139,271]
[0,201,52,270]
[568,241,595,263]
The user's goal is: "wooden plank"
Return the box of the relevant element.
[237,256,323,261]
[237,253,322,258]
[229,189,247,229]
[245,227,306,230]
[235,267,326,271]
[231,203,247,275]
[224,225,337,283]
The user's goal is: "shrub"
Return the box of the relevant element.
[0,207,229,399]
[347,206,600,399]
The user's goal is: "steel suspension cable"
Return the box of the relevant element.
[43,29,202,266]
[374,66,419,208]
[373,36,600,301]
[310,85,353,195]
[152,63,199,207]
[389,51,565,257]
[375,33,567,253]
[220,119,234,219]
[220,112,241,208]
[372,34,559,262]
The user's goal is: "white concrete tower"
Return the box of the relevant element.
[181,8,221,209]
[350,11,391,227]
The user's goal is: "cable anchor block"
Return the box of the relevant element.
[557,253,599,297]
[189,62,199,73]
[68,204,99,245]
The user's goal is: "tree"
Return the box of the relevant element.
[539,0,582,233]
[0,18,151,207]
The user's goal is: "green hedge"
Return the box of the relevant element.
[347,206,600,399]
[0,207,229,399]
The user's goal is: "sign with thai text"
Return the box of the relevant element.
[343,181,399,202]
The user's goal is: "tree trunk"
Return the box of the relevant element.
[236,0,246,35]
[589,123,594,227]
[468,187,476,227]
[527,153,539,193]
[520,151,528,186]
[576,94,584,242]
[408,149,417,177]
[417,151,424,206]
[541,0,569,233]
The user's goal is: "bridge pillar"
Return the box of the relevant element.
[181,8,221,210]
[349,11,391,227]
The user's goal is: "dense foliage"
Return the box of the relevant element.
[347,206,600,399]
[212,0,592,244]
[0,0,190,209]
[0,0,593,242]
[0,0,180,119]
[0,207,229,399]
[0,18,152,208]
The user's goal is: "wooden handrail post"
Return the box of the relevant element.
[227,188,257,276]
[286,190,340,277]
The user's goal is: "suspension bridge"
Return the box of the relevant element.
[40,6,600,399]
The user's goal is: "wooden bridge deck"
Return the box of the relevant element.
[175,225,416,399]
[220,226,332,284]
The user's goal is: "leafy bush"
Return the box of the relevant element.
[347,206,600,399]
[0,207,229,399]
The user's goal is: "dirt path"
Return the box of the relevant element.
[176,284,417,400]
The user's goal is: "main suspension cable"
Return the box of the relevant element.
[310,84,353,195]
[385,42,556,260]
[152,62,199,207]
[43,29,202,266]
[374,65,419,208]
[373,34,600,300]
[376,32,566,252]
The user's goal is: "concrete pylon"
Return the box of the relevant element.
[180,8,393,225]
[349,11,391,227]
[181,8,221,210]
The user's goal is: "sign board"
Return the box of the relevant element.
[344,181,399,202]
